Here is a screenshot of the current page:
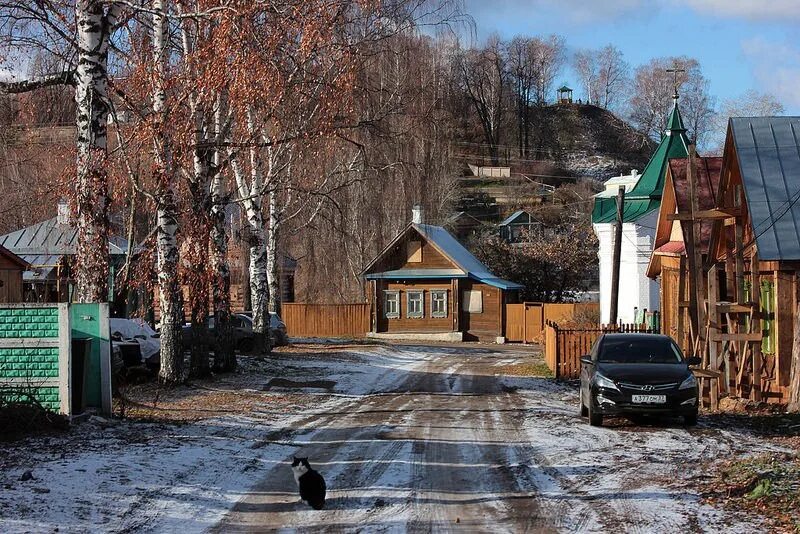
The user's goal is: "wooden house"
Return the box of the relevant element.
[0,201,128,304]
[647,156,721,352]
[703,117,800,403]
[0,245,27,303]
[361,209,522,342]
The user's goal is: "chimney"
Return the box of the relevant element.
[411,204,423,224]
[57,199,70,225]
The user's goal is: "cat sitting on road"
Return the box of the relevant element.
[291,456,327,510]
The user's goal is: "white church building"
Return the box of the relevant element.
[592,95,690,324]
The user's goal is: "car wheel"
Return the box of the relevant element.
[588,396,603,427]
[237,338,254,354]
[683,413,698,426]
[579,390,588,417]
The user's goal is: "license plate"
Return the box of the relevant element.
[631,394,666,404]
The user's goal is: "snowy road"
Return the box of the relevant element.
[0,343,783,532]
[215,344,774,533]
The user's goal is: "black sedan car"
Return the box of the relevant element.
[579,333,700,427]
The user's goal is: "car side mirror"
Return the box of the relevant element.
[580,355,593,365]
[686,356,701,366]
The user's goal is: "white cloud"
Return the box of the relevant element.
[741,37,800,108]
[677,0,800,20]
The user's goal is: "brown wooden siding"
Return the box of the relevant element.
[460,280,502,342]
[368,233,456,274]
[376,281,456,333]
[0,269,23,303]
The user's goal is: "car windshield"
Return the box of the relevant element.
[599,337,683,364]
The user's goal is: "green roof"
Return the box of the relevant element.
[592,96,690,224]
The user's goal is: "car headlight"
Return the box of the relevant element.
[679,374,697,390]
[594,373,619,392]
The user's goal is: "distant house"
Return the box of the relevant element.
[0,245,27,303]
[444,211,485,241]
[361,207,522,342]
[647,156,721,351]
[0,200,128,304]
[498,210,541,243]
[592,94,690,324]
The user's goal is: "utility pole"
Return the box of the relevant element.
[609,185,625,325]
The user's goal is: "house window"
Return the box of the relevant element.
[431,290,448,318]
[462,290,483,313]
[407,240,422,263]
[406,290,424,318]
[384,291,399,319]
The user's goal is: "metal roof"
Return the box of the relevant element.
[592,95,689,224]
[730,116,800,261]
[362,223,524,290]
[19,254,62,281]
[365,269,467,280]
[414,224,524,290]
[498,210,531,227]
[0,217,128,256]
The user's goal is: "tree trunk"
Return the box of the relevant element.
[152,0,183,384]
[267,192,281,316]
[73,0,118,303]
[209,102,234,372]
[789,295,800,412]
[241,242,252,312]
[229,145,271,355]
[186,178,211,378]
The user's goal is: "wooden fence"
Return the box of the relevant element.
[281,303,370,338]
[544,321,660,379]
[505,302,600,343]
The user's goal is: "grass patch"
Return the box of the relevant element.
[703,453,800,532]
[497,362,553,378]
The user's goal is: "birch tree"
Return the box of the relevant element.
[150,0,183,383]
[0,1,121,303]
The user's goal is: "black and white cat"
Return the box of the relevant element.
[291,456,326,510]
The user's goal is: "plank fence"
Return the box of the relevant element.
[281,303,370,339]
[544,321,660,379]
[504,302,599,343]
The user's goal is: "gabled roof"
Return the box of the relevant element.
[668,156,722,252]
[498,210,533,227]
[0,217,128,256]
[729,116,800,261]
[592,95,690,224]
[362,223,523,290]
[0,244,28,269]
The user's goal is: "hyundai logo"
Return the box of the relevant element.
[640,385,655,392]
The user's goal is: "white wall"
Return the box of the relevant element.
[594,210,659,324]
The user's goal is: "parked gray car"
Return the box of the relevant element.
[181,313,288,353]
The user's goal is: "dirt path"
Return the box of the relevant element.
[1,343,783,533]
[214,345,774,533]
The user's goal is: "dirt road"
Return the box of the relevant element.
[215,344,772,533]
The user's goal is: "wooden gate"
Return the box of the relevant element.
[504,302,543,343]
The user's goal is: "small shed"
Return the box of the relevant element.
[647,156,721,352]
[498,210,541,243]
[0,245,27,303]
[361,216,522,342]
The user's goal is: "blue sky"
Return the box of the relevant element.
[462,0,800,114]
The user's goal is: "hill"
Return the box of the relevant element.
[523,103,657,180]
